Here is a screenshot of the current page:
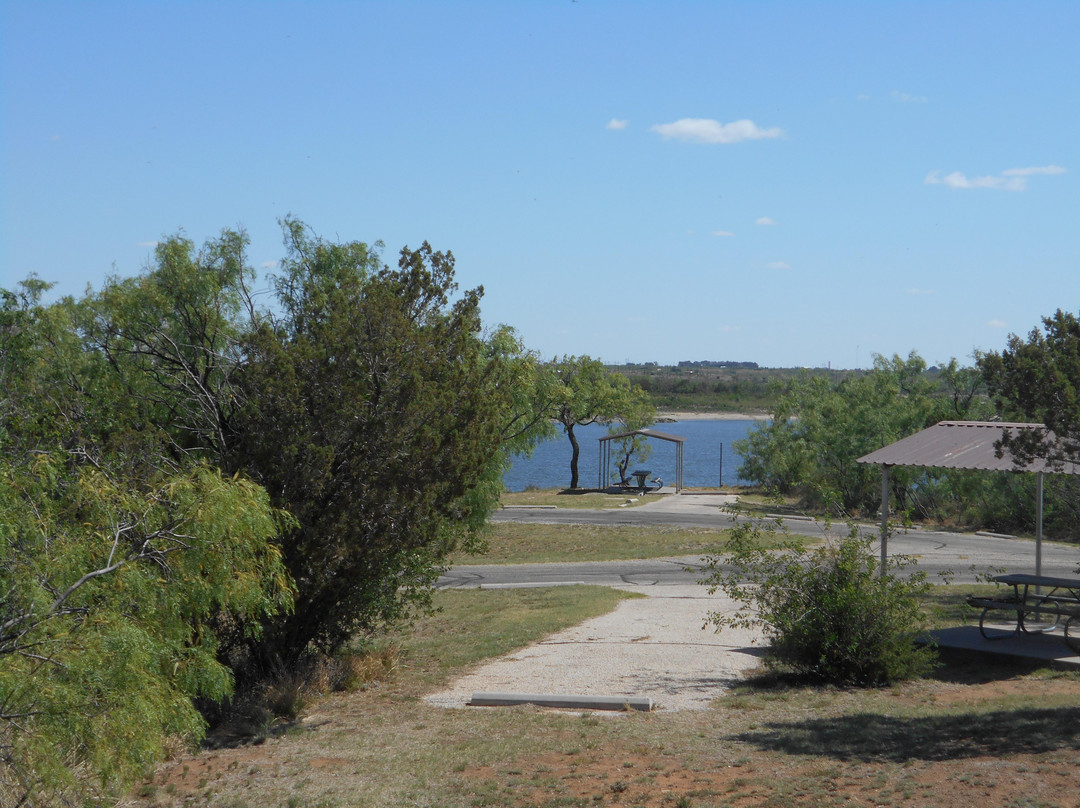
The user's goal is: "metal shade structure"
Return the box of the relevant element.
[857,421,1080,575]
[598,428,686,493]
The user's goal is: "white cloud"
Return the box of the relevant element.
[765,261,790,270]
[1001,165,1067,176]
[857,94,871,102]
[606,118,628,130]
[987,319,1008,328]
[712,230,734,237]
[907,288,933,295]
[924,170,1027,191]
[137,240,158,247]
[755,217,777,226]
[925,165,1066,192]
[717,324,741,332]
[892,90,928,103]
[650,118,783,144]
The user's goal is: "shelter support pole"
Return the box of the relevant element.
[1036,471,1044,578]
[880,465,890,577]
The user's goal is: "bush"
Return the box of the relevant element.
[701,511,936,686]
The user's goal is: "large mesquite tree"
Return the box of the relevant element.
[0,278,291,806]
[227,222,535,666]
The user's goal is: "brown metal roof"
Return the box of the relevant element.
[598,428,687,444]
[856,421,1080,474]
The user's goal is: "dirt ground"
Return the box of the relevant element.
[136,658,1080,808]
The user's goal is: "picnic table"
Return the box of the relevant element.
[968,573,1080,651]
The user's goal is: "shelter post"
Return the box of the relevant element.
[880,464,890,577]
[1036,471,1044,578]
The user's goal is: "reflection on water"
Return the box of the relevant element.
[503,419,762,491]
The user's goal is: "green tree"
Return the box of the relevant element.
[1,219,554,798]
[0,457,290,806]
[978,309,1080,466]
[1,272,291,805]
[736,352,990,516]
[226,221,547,668]
[976,310,1080,539]
[547,356,655,489]
[610,429,653,487]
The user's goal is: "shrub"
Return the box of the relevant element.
[701,511,936,686]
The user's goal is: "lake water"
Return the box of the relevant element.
[503,419,763,491]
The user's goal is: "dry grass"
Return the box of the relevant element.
[131,584,1080,808]
[457,522,734,564]
[500,489,665,509]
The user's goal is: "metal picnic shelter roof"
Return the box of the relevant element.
[857,420,1080,475]
[857,420,1079,576]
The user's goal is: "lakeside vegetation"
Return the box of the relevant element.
[617,351,1080,544]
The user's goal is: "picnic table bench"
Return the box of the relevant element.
[967,573,1080,652]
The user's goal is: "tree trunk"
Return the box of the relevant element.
[567,423,580,489]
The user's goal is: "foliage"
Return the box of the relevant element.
[546,355,655,488]
[978,309,1080,467]
[701,511,936,686]
[1,219,549,800]
[609,428,652,487]
[0,454,290,806]
[1,241,290,804]
[736,353,992,517]
[224,221,549,668]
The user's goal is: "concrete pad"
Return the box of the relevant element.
[424,584,764,712]
[928,625,1080,669]
[469,692,654,711]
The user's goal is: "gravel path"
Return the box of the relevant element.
[425,585,765,712]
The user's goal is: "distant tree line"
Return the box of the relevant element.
[612,364,838,413]
[676,360,760,369]
[735,322,1080,541]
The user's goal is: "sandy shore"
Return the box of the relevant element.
[656,410,769,422]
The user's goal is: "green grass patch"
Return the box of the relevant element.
[457,522,734,564]
[921,583,1003,629]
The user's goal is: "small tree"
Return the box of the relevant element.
[701,511,936,686]
[547,356,655,489]
[611,430,652,487]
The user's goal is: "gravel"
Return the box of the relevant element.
[424,584,765,712]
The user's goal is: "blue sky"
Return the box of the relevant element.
[2,1,1076,369]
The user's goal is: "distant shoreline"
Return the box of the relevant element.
[656,410,770,422]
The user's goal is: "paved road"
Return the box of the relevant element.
[438,495,1080,589]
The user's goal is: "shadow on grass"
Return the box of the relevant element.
[731,705,1080,762]
[928,647,1068,685]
